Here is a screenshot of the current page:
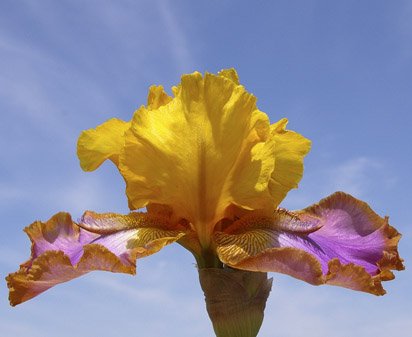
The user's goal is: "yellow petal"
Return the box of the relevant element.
[77,86,172,172]
[77,118,131,171]
[218,68,240,84]
[119,71,275,247]
[147,85,173,110]
[77,70,311,249]
[269,118,311,206]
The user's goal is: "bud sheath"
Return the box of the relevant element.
[199,268,273,337]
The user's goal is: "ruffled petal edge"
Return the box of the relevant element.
[6,211,185,306]
[215,192,404,295]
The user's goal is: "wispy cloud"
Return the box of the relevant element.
[55,172,128,215]
[260,274,412,337]
[0,183,27,204]
[87,275,175,306]
[397,0,412,61]
[0,246,28,267]
[0,28,115,146]
[284,156,396,209]
[323,157,384,197]
[156,0,196,73]
[0,321,43,337]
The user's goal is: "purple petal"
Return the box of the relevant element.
[215,192,404,295]
[6,211,184,306]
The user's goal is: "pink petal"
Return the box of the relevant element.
[215,192,404,295]
[7,212,184,306]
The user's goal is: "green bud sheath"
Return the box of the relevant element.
[199,268,273,337]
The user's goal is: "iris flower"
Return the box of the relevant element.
[7,69,403,337]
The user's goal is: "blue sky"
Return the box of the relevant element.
[1,1,411,336]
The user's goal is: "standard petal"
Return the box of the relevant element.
[215,192,404,295]
[77,85,172,172]
[268,118,311,206]
[218,68,240,84]
[77,118,131,171]
[119,71,276,247]
[146,85,172,110]
[6,212,184,306]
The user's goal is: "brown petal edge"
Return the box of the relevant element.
[220,217,404,296]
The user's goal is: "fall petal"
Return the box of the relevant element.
[215,192,403,295]
[297,192,404,276]
[6,212,184,306]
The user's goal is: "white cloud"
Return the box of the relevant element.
[55,172,128,215]
[397,0,412,61]
[156,0,196,73]
[323,156,382,197]
[0,28,114,146]
[0,183,27,203]
[284,156,396,210]
[86,274,176,306]
[0,321,43,337]
[0,246,28,267]
[259,275,412,337]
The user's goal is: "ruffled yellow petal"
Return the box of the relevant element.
[119,71,275,247]
[218,68,240,84]
[77,69,311,249]
[77,86,172,172]
[77,118,131,172]
[147,85,173,110]
[269,118,311,206]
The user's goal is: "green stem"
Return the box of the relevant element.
[198,267,273,337]
[196,248,224,268]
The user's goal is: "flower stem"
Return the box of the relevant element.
[197,248,224,268]
[198,267,273,337]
